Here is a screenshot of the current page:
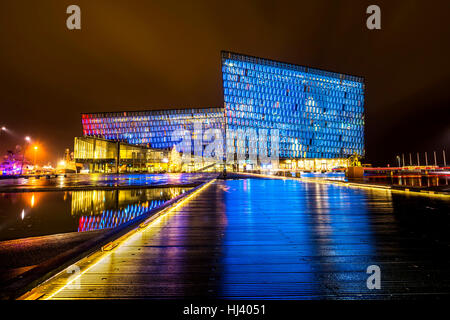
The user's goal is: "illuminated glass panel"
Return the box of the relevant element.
[221,51,365,159]
[81,108,224,150]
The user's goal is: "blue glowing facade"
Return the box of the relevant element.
[222,51,365,159]
[81,108,224,150]
[80,52,365,162]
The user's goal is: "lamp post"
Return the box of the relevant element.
[396,155,401,167]
[20,136,31,175]
[33,146,38,167]
[0,126,6,137]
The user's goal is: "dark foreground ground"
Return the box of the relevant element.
[0,230,107,284]
[26,177,450,300]
[0,176,210,299]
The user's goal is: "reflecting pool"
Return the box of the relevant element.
[0,187,189,241]
[0,173,216,190]
[218,179,450,298]
[44,178,450,299]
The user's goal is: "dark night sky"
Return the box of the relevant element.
[0,0,449,166]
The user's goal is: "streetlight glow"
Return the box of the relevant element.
[33,145,39,167]
[20,136,33,175]
[1,126,6,131]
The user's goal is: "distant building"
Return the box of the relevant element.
[75,52,365,173]
[0,150,22,175]
[73,136,170,173]
[0,147,32,176]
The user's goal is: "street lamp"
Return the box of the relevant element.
[33,146,39,167]
[20,136,32,175]
[396,155,401,167]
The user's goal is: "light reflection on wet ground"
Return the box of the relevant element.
[0,187,189,241]
[0,173,216,190]
[46,178,450,299]
[300,172,449,189]
[218,179,450,298]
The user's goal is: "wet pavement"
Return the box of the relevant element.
[0,187,191,241]
[38,178,450,299]
[0,173,217,192]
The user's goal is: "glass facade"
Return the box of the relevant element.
[78,52,365,168]
[81,108,224,150]
[221,51,365,160]
[74,136,169,173]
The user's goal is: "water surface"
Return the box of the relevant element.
[47,178,450,299]
[0,187,189,241]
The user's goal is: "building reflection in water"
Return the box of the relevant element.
[0,187,190,241]
[71,188,188,232]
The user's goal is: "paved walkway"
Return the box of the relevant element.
[32,178,450,299]
[0,173,215,192]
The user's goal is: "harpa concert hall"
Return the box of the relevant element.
[75,51,365,173]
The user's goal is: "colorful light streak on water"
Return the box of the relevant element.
[0,187,188,241]
[77,200,165,232]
